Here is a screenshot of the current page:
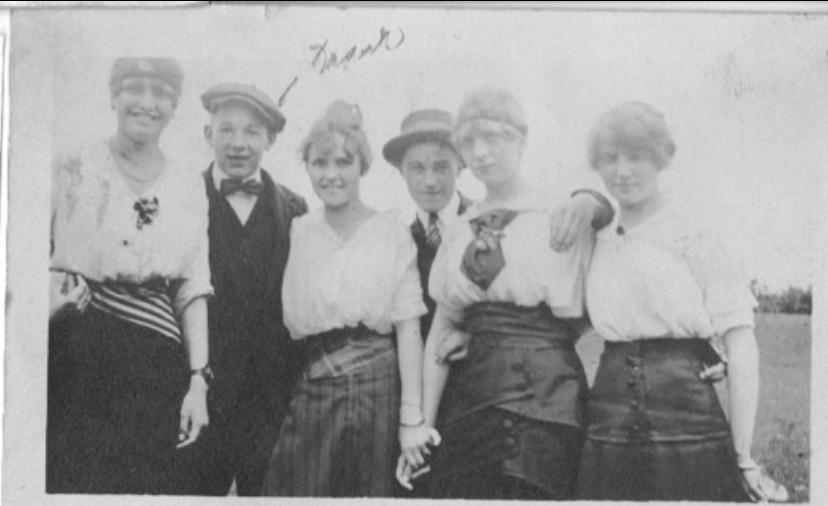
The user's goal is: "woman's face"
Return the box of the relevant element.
[456,122,523,189]
[595,147,662,209]
[111,76,176,143]
[306,132,362,210]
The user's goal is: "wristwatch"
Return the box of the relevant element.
[191,364,215,387]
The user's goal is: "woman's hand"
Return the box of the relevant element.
[741,467,789,503]
[176,376,209,449]
[49,271,91,321]
[399,424,441,468]
[435,329,471,363]
[548,193,596,252]
[395,452,435,491]
[698,361,727,383]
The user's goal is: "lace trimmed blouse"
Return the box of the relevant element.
[50,141,213,314]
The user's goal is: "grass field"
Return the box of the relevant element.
[576,312,811,502]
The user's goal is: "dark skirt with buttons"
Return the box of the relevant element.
[578,338,750,502]
[427,302,588,499]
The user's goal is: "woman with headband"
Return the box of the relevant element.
[48,58,211,493]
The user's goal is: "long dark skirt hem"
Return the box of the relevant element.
[578,338,750,502]
[428,407,582,499]
[47,307,188,494]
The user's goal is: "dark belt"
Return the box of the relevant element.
[442,302,587,427]
[303,325,395,379]
[464,302,582,346]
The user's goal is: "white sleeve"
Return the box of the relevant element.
[683,229,757,335]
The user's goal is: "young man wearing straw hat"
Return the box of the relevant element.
[383,108,613,359]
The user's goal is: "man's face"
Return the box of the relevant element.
[205,101,274,180]
[399,141,462,213]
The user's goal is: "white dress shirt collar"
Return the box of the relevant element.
[211,163,263,192]
[416,192,460,230]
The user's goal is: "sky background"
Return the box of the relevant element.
[45,4,827,291]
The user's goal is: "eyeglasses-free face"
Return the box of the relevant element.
[595,147,662,210]
[400,141,462,214]
[305,132,363,210]
[112,76,176,144]
[205,101,275,181]
[455,120,524,190]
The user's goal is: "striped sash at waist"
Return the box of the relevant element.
[86,278,181,343]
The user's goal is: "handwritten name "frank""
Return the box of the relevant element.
[310,27,405,75]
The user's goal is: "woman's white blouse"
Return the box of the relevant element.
[586,204,756,342]
[282,209,427,339]
[50,142,213,314]
[429,202,594,320]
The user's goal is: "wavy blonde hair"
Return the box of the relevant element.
[301,100,373,174]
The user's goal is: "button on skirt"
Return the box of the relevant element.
[578,338,749,501]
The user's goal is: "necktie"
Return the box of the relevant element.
[460,209,519,290]
[426,212,441,249]
[220,178,263,197]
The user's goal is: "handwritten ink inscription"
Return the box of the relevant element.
[310,27,406,75]
[276,27,406,108]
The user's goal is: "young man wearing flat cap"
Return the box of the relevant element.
[181,83,307,496]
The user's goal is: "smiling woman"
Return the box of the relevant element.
[262,100,433,497]
[48,58,212,494]
[579,102,787,502]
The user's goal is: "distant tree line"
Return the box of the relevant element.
[750,280,812,314]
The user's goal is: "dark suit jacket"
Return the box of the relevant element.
[202,165,307,420]
[410,193,473,339]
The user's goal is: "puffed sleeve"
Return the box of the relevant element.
[390,223,427,323]
[173,180,213,315]
[683,229,757,335]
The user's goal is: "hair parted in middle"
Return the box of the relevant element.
[300,99,373,174]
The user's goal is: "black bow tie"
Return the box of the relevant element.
[220,178,263,196]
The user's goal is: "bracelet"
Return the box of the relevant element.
[400,417,425,428]
[400,403,424,427]
[737,456,760,471]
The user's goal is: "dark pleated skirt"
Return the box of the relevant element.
[47,306,189,494]
[262,328,400,497]
[578,338,750,502]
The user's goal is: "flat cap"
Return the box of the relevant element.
[201,82,286,134]
[109,58,184,99]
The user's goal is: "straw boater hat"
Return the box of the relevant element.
[382,108,461,169]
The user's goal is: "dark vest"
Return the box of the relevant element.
[203,166,307,416]
[410,194,471,340]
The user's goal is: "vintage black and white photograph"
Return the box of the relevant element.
[4,2,823,504]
